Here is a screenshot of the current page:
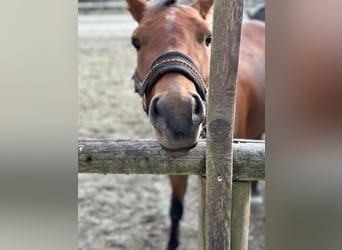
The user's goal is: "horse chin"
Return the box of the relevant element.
[160,141,198,153]
[152,127,200,152]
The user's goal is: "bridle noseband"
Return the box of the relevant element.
[132,51,208,114]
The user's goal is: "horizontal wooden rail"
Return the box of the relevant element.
[78,139,264,181]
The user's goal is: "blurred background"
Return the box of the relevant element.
[78,1,265,249]
[78,0,264,14]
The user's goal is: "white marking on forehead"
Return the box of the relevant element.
[165,8,178,33]
[166,13,176,22]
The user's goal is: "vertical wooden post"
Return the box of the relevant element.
[205,0,243,249]
[198,176,206,250]
[231,182,251,250]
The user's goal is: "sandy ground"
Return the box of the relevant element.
[78,14,265,250]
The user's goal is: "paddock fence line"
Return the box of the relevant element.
[78,139,264,180]
[78,138,265,250]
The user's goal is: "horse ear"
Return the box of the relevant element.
[126,0,148,22]
[191,0,213,19]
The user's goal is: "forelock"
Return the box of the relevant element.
[151,0,177,7]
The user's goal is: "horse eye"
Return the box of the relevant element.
[131,37,141,50]
[205,34,212,46]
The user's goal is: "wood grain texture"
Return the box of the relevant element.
[78,139,264,181]
[198,176,206,250]
[205,0,244,249]
[231,182,251,250]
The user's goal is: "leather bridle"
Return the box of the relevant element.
[132,51,208,114]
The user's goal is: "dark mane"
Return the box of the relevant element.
[152,0,177,7]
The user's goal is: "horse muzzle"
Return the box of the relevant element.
[132,51,208,151]
[149,92,205,151]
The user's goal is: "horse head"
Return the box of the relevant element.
[127,0,213,151]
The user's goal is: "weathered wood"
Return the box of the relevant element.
[78,139,264,181]
[233,140,265,181]
[231,182,251,250]
[205,0,244,249]
[198,176,206,250]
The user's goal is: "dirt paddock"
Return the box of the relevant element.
[78,14,265,250]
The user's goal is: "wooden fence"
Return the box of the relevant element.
[78,139,264,179]
[78,0,265,249]
[78,138,264,250]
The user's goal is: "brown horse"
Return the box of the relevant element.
[126,0,265,249]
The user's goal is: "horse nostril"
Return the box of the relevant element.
[149,96,167,129]
[191,94,205,125]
